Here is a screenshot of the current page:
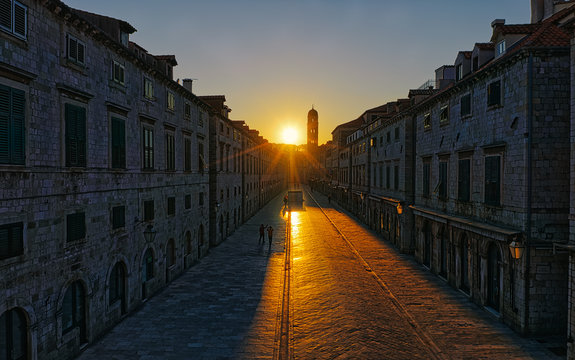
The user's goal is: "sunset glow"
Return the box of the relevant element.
[281,126,300,145]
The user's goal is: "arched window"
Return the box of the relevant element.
[62,281,86,342]
[0,308,28,360]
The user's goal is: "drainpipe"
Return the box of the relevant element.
[524,51,533,335]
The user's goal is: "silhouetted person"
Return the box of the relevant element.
[259,224,265,244]
[267,226,274,246]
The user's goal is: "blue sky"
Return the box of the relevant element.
[65,0,531,144]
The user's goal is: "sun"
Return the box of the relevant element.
[281,126,300,145]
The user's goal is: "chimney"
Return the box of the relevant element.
[182,78,194,93]
[531,0,554,23]
[491,19,505,28]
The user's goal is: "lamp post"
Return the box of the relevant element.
[509,235,524,313]
[143,224,157,243]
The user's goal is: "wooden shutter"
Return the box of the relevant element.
[111,117,125,168]
[0,0,11,30]
[13,1,26,38]
[0,85,10,163]
[65,104,86,167]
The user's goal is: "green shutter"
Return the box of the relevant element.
[66,104,86,167]
[111,118,125,168]
[0,85,10,163]
[11,88,25,164]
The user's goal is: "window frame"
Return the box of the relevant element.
[438,160,448,200]
[166,91,175,111]
[165,132,175,171]
[458,158,471,202]
[110,116,126,169]
[439,105,449,125]
[65,103,87,168]
[143,77,154,100]
[112,60,125,86]
[66,34,85,65]
[111,205,125,230]
[422,160,431,197]
[460,93,472,118]
[484,155,502,206]
[423,113,431,130]
[66,212,86,243]
[0,221,23,260]
[0,83,26,165]
[142,126,154,170]
[0,0,27,40]
[487,79,502,108]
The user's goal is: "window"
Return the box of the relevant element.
[458,159,471,202]
[111,117,125,169]
[167,197,175,216]
[65,103,86,167]
[199,111,204,127]
[438,161,448,199]
[485,155,501,206]
[439,105,449,124]
[461,94,471,117]
[487,80,501,107]
[185,194,191,209]
[184,137,192,172]
[0,221,23,260]
[0,0,27,39]
[386,131,391,143]
[184,102,191,119]
[394,165,399,190]
[111,206,125,229]
[472,57,479,72]
[456,64,463,81]
[423,113,431,130]
[394,127,399,141]
[62,281,86,340]
[144,78,154,99]
[198,141,205,173]
[199,192,204,206]
[166,133,175,170]
[386,165,390,189]
[109,262,125,305]
[142,127,154,170]
[66,34,85,65]
[0,84,25,165]
[112,60,125,85]
[496,40,506,57]
[423,161,431,197]
[0,308,28,360]
[67,212,85,242]
[167,91,175,111]
[143,200,154,221]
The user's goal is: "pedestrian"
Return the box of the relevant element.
[259,224,265,244]
[267,225,274,245]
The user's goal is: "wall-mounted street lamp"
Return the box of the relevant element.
[396,202,403,215]
[143,224,157,243]
[509,238,525,260]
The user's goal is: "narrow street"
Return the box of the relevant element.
[77,189,563,359]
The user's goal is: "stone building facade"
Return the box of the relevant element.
[0,1,286,359]
[316,0,575,347]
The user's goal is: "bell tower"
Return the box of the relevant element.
[307,106,318,151]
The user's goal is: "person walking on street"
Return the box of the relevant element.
[259,224,265,244]
[267,225,274,246]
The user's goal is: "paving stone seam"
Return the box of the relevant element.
[304,189,447,360]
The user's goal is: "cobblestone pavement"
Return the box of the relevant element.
[77,188,565,360]
[77,195,288,360]
[298,188,564,360]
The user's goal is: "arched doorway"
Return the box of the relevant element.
[198,225,205,258]
[109,262,127,314]
[0,308,28,360]
[487,242,501,311]
[166,239,175,283]
[62,281,87,343]
[439,228,447,277]
[460,234,470,293]
[423,221,432,268]
[142,248,154,299]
